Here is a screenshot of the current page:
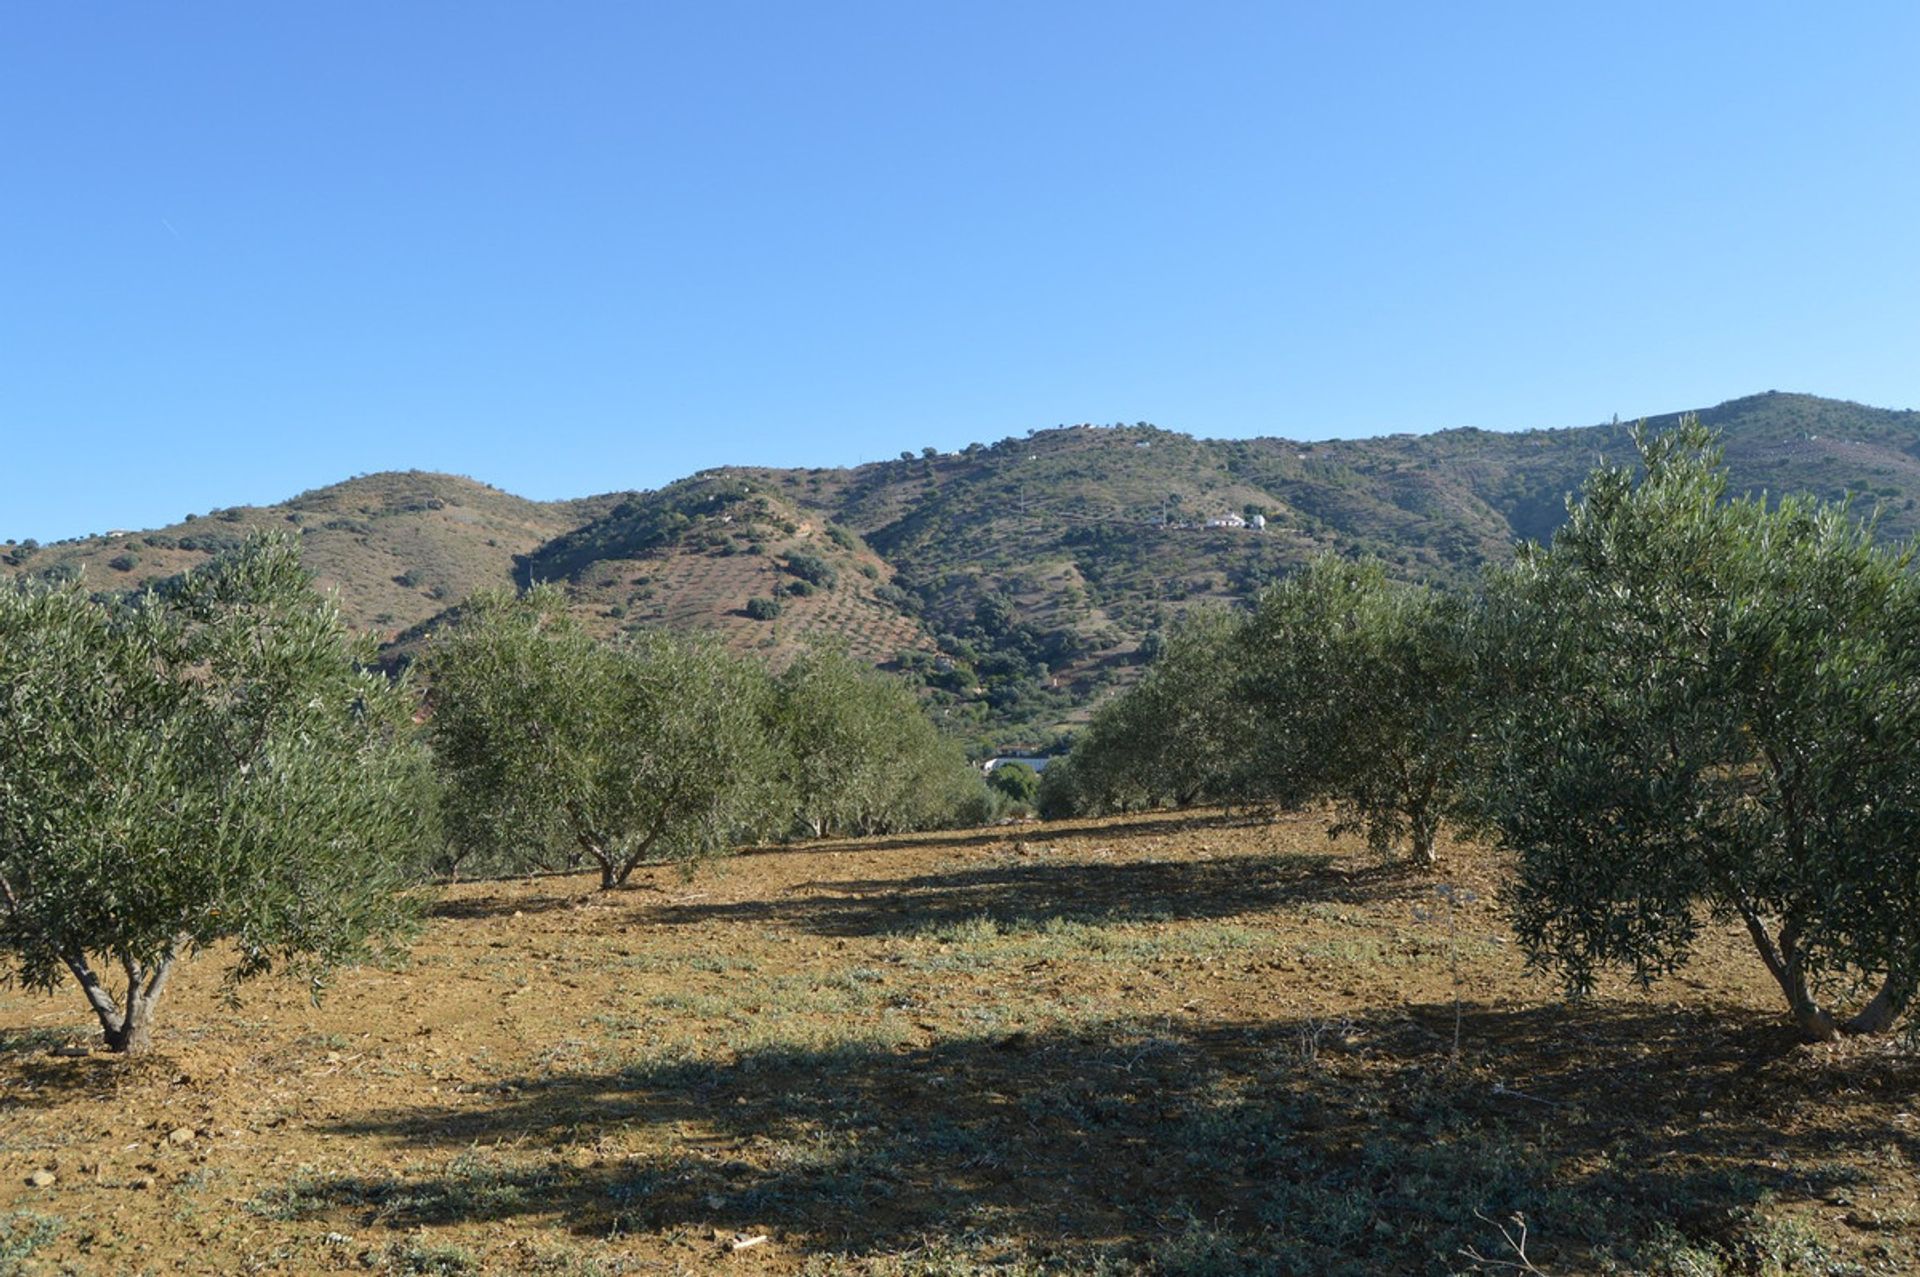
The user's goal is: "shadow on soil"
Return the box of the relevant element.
[638,850,1418,938]
[284,1001,1919,1274]
[793,813,1205,857]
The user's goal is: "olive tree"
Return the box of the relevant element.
[1237,557,1476,864]
[1476,422,1920,1040]
[0,535,430,1054]
[772,648,984,838]
[1053,607,1248,815]
[429,588,782,888]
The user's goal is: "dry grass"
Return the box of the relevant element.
[2,811,1916,1275]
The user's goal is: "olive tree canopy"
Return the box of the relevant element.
[429,587,782,888]
[1476,422,1920,1040]
[0,535,430,1053]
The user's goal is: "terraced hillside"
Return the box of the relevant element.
[510,474,935,667]
[7,391,1918,741]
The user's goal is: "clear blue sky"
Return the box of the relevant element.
[5,3,1917,541]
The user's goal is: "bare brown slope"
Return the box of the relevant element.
[1,472,619,640]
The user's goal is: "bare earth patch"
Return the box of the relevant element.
[2,810,1915,1275]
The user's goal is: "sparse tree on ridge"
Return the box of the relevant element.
[0,535,430,1054]
[1475,421,1920,1040]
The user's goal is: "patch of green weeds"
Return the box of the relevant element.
[380,1237,481,1275]
[894,913,1265,972]
[0,1211,62,1277]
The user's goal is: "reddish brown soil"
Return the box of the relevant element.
[2,811,1914,1275]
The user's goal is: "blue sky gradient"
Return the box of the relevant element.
[5,3,1917,540]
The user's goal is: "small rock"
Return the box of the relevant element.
[27,1170,56,1188]
[166,1126,196,1145]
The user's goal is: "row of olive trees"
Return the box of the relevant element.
[1046,421,1920,1041]
[427,586,990,887]
[0,543,990,1053]
[1040,557,1473,867]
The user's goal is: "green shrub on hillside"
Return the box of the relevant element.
[782,551,837,588]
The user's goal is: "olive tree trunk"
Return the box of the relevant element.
[1740,908,1907,1041]
[64,948,178,1055]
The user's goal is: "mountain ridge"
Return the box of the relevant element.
[8,391,1917,745]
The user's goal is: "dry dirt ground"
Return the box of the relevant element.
[2,810,1917,1276]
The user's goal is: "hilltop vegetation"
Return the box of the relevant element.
[6,391,1918,744]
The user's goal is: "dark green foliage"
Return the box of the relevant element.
[1054,573,1474,866]
[771,648,989,838]
[781,551,837,588]
[428,588,783,889]
[1474,421,1920,1039]
[0,534,430,1053]
[987,761,1039,806]
[176,531,246,555]
[1237,558,1476,864]
[1052,609,1248,815]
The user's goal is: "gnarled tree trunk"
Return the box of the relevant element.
[1738,906,1907,1041]
[63,947,178,1055]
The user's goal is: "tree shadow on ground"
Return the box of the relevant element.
[634,850,1419,938]
[284,1000,1920,1274]
[787,809,1265,858]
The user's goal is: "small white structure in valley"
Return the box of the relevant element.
[983,756,1053,774]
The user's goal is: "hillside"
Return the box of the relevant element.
[7,391,1918,744]
[0,471,620,641]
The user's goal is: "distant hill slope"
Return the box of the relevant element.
[0,471,621,641]
[7,391,1917,743]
